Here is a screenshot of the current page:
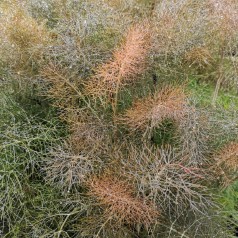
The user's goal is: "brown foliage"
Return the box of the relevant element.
[85,22,151,99]
[40,63,113,155]
[0,4,51,71]
[119,86,187,131]
[214,142,238,187]
[216,142,238,171]
[6,11,49,50]
[40,63,80,109]
[87,175,158,227]
[68,110,112,156]
[208,0,238,41]
[184,47,213,70]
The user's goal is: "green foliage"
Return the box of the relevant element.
[188,77,238,109]
[0,79,68,236]
[151,119,177,146]
[219,181,238,217]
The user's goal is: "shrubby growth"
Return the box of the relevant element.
[0,0,238,237]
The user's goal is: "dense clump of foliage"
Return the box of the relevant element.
[0,0,238,237]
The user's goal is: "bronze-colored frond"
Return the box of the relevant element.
[85,22,151,98]
[88,176,158,227]
[214,142,238,187]
[119,86,187,130]
[184,47,213,70]
[216,142,238,171]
